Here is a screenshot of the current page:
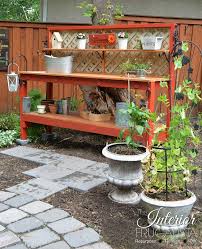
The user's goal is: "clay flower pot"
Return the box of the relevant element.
[49,103,57,114]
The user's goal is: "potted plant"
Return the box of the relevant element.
[70,96,83,115]
[77,33,87,49]
[140,43,201,233]
[117,32,129,49]
[120,59,151,78]
[102,102,152,204]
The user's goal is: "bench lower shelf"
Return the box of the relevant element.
[22,112,166,145]
[23,112,121,136]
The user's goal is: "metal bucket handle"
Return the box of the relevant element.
[7,62,19,74]
[144,69,152,74]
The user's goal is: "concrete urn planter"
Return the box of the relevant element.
[140,191,196,233]
[102,143,149,204]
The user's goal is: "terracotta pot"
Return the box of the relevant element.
[49,104,57,114]
[89,113,111,122]
[41,99,54,112]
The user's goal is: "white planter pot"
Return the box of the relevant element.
[37,105,46,114]
[102,142,149,204]
[77,39,87,49]
[118,38,128,49]
[140,191,196,233]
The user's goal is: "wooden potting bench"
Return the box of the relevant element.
[19,23,176,146]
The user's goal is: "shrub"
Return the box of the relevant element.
[28,124,45,143]
[0,130,17,148]
[0,113,20,134]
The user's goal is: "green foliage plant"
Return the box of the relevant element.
[70,97,83,112]
[28,88,44,112]
[78,0,124,25]
[28,89,45,142]
[0,130,17,148]
[143,42,201,195]
[0,113,20,147]
[27,124,45,143]
[0,113,20,132]
[118,102,154,148]
[0,0,40,22]
[120,59,151,73]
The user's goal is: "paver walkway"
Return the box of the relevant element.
[0,146,112,249]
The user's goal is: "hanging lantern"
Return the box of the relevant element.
[7,62,19,92]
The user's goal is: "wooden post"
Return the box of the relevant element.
[20,80,28,140]
[148,81,156,146]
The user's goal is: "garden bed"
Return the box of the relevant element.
[0,129,201,248]
[0,153,38,189]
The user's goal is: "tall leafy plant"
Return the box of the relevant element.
[143,43,201,194]
[119,102,153,148]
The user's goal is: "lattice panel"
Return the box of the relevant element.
[52,28,170,76]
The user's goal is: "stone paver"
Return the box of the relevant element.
[2,146,40,158]
[77,242,112,249]
[0,208,28,225]
[0,191,16,202]
[7,178,66,200]
[0,225,5,232]
[64,228,100,248]
[24,165,75,180]
[79,163,109,178]
[5,244,28,249]
[48,217,85,234]
[51,157,95,170]
[40,241,70,249]
[58,172,106,192]
[20,201,53,214]
[7,216,43,234]
[1,146,62,165]
[0,203,9,212]
[4,194,35,208]
[0,146,112,249]
[0,231,20,248]
[35,208,69,223]
[21,227,60,249]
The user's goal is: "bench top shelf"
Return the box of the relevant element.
[42,48,169,53]
[19,71,168,83]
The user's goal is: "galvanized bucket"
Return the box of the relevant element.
[44,55,73,74]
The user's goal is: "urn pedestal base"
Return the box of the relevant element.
[109,188,140,205]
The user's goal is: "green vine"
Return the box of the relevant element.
[143,42,201,194]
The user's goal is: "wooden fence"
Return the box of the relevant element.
[0,17,201,113]
[0,21,81,113]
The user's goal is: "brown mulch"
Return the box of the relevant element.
[0,153,38,190]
